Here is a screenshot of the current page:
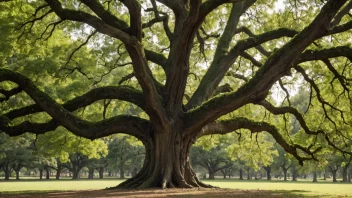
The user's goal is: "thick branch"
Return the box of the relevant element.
[0,87,22,102]
[44,0,131,43]
[79,0,129,30]
[299,46,352,63]
[187,1,256,109]
[0,69,149,139]
[331,1,352,27]
[186,27,298,109]
[0,115,151,141]
[200,117,319,165]
[185,0,347,133]
[3,85,145,121]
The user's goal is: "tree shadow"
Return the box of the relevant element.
[0,188,330,198]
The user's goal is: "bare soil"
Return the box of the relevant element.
[0,188,313,198]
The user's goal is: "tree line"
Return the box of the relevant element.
[1,131,351,183]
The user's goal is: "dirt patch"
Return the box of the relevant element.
[0,188,313,198]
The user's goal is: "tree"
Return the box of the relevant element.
[0,133,35,180]
[1,0,352,189]
[106,135,145,179]
[191,139,233,180]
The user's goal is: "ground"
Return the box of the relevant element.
[0,188,336,198]
[0,178,351,197]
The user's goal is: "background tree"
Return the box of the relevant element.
[106,135,144,179]
[191,137,233,180]
[1,0,352,189]
[0,133,34,180]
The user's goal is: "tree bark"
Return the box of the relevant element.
[263,166,271,180]
[72,170,80,180]
[332,170,337,182]
[15,169,20,180]
[39,169,43,180]
[283,169,288,181]
[45,167,50,180]
[247,167,251,180]
[312,171,318,182]
[239,168,244,180]
[115,132,212,189]
[208,170,215,180]
[99,168,104,179]
[88,168,94,179]
[342,162,350,182]
[119,168,125,179]
[292,166,297,181]
[56,168,62,180]
[3,163,11,180]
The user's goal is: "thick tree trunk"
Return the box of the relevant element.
[3,164,11,180]
[313,171,318,182]
[283,169,288,181]
[208,170,215,180]
[342,163,349,182]
[119,168,125,179]
[220,169,226,179]
[72,170,80,180]
[99,168,104,179]
[4,170,10,180]
[88,168,94,179]
[239,169,244,180]
[264,166,271,180]
[332,170,337,182]
[56,168,62,180]
[45,167,50,180]
[39,169,43,180]
[348,169,351,182]
[15,169,20,180]
[247,167,251,180]
[292,166,297,181]
[115,132,212,189]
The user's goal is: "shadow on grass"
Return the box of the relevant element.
[0,188,330,198]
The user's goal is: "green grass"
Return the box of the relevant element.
[0,178,351,197]
[204,179,352,197]
[0,178,124,192]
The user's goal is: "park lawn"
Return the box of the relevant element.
[0,178,351,197]
[204,179,352,197]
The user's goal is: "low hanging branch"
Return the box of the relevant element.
[0,87,22,102]
[200,117,320,165]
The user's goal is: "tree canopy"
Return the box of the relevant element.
[1,0,352,189]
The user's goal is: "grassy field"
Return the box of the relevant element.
[0,178,351,197]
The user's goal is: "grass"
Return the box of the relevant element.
[204,179,352,197]
[0,177,351,197]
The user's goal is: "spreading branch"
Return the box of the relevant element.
[0,87,22,102]
[185,0,347,134]
[200,117,320,165]
[0,69,148,139]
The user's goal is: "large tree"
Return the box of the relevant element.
[1,0,352,189]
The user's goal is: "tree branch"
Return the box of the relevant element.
[44,0,131,43]
[0,69,149,140]
[0,87,22,102]
[200,117,319,165]
[3,85,145,121]
[185,0,347,133]
[0,115,152,141]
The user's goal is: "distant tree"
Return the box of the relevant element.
[106,135,144,179]
[191,143,232,180]
[0,133,34,180]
